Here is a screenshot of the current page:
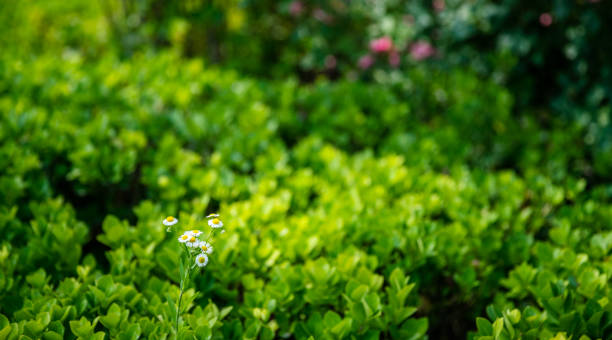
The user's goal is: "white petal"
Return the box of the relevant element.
[199,242,213,254]
[208,220,224,229]
[195,254,209,267]
[188,230,202,237]
[163,219,178,226]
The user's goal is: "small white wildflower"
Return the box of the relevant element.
[188,229,202,237]
[206,213,219,218]
[195,253,209,267]
[178,233,190,243]
[186,235,199,247]
[220,229,226,234]
[163,216,178,226]
[198,241,213,254]
[208,217,223,229]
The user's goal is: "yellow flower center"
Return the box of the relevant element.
[181,235,189,240]
[189,237,196,243]
[167,216,175,222]
[212,218,220,224]
[192,230,199,234]
[201,245,208,251]
[198,256,206,263]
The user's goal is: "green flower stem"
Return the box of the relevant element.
[204,229,216,245]
[175,229,216,336]
[176,245,192,336]
[176,281,184,335]
[204,230,214,244]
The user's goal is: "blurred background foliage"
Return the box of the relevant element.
[2,0,612,181]
[1,0,612,339]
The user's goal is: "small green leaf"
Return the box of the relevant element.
[166,293,177,325]
[195,325,212,340]
[389,268,406,291]
[0,314,9,329]
[69,317,96,338]
[400,318,428,340]
[42,331,63,340]
[26,269,47,288]
[476,317,493,335]
[92,332,106,340]
[220,306,233,319]
[323,311,341,328]
[47,321,64,336]
[0,324,15,340]
[330,318,352,338]
[100,303,122,330]
[492,318,503,339]
[117,323,140,340]
[506,309,521,324]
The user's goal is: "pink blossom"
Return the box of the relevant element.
[325,55,337,69]
[433,0,445,12]
[289,1,304,17]
[358,55,374,70]
[369,37,393,53]
[410,41,435,61]
[539,13,553,27]
[388,51,400,67]
[313,8,332,24]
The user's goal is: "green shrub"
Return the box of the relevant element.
[1,12,611,338]
[0,51,426,339]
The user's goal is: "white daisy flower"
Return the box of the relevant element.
[208,217,223,229]
[178,233,190,243]
[198,241,213,254]
[195,253,209,267]
[188,229,202,237]
[163,216,178,226]
[185,235,199,247]
[206,213,219,219]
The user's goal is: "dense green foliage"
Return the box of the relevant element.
[1,1,611,340]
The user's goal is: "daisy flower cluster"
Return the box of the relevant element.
[163,213,225,268]
[163,213,226,333]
